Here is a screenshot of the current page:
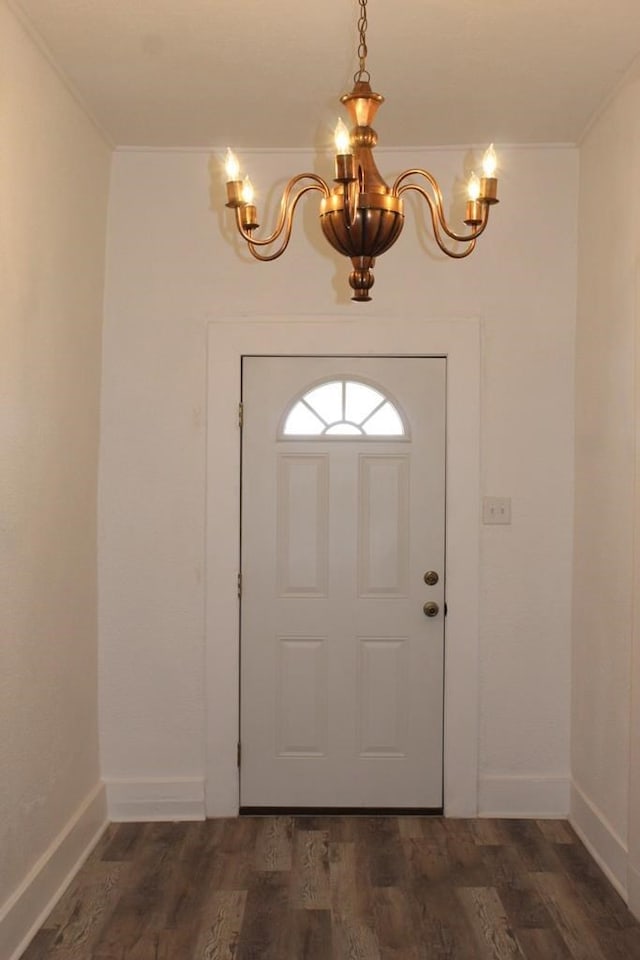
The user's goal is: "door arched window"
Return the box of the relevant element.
[280,378,407,438]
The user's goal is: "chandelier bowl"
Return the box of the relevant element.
[319,194,404,259]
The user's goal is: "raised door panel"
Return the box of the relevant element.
[276,455,329,597]
[358,455,410,597]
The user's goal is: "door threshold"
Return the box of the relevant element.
[240,806,444,816]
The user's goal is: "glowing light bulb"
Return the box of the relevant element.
[334,118,352,155]
[467,172,481,202]
[225,148,240,181]
[482,143,497,178]
[241,176,255,205]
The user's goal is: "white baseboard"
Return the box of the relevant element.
[569,779,628,900]
[478,774,570,818]
[0,781,107,960]
[106,777,205,821]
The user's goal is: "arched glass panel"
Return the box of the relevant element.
[282,379,407,438]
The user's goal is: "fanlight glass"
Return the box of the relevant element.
[282,380,406,438]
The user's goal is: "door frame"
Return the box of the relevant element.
[205,315,481,817]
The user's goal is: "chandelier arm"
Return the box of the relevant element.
[395,169,490,243]
[234,174,330,248]
[242,183,327,262]
[399,184,478,259]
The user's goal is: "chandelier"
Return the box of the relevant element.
[224,0,499,302]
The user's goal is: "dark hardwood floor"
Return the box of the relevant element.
[21,817,640,959]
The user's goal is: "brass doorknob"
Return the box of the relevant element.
[423,601,439,618]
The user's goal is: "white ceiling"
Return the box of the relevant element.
[11,0,640,148]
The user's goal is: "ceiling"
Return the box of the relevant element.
[10,0,640,148]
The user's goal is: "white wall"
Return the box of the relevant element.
[572,62,640,914]
[100,143,578,819]
[0,3,111,956]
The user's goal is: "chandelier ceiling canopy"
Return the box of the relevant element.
[224,0,499,302]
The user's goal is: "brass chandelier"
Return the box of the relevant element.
[224,0,499,302]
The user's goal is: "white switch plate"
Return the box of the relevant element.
[483,496,511,525]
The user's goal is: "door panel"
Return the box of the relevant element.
[240,356,446,808]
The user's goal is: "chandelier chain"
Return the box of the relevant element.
[354,0,370,84]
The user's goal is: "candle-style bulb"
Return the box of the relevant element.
[334,118,352,155]
[467,172,481,202]
[482,143,497,178]
[241,176,255,205]
[225,147,240,181]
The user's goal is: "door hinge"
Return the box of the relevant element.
[238,402,244,428]
[237,572,242,598]
[237,742,241,767]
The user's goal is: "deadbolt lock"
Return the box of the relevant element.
[423,601,439,618]
[423,570,439,586]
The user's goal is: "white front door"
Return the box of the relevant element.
[240,356,446,808]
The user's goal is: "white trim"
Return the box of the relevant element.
[0,782,107,960]
[479,775,570,818]
[116,143,576,155]
[105,777,206,822]
[570,779,629,900]
[205,316,481,817]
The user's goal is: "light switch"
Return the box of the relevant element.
[482,496,511,525]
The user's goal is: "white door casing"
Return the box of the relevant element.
[240,357,446,808]
[205,316,480,817]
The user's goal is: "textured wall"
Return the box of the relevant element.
[100,144,578,813]
[0,0,110,916]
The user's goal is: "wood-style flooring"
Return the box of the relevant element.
[21,816,640,959]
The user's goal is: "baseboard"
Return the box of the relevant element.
[106,777,206,821]
[0,781,107,960]
[478,774,570,818]
[569,779,628,900]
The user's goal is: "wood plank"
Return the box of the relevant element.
[99,823,144,863]
[286,909,332,960]
[495,875,554,929]
[502,820,562,872]
[445,834,490,887]
[411,879,488,960]
[236,871,289,960]
[329,841,379,960]
[331,918,381,960]
[291,830,330,910]
[42,864,126,958]
[479,844,526,887]
[535,819,576,845]
[254,816,293,872]
[553,840,633,928]
[371,887,416,951]
[471,819,512,846]
[513,926,573,960]
[396,817,427,840]
[192,889,247,960]
[531,871,609,960]
[457,886,526,960]
[355,818,406,888]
